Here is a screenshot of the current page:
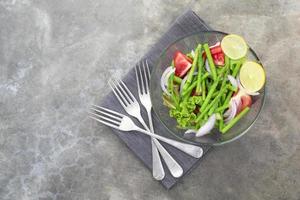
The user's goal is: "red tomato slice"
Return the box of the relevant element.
[241,95,252,110]
[202,44,225,66]
[210,46,223,55]
[174,51,192,77]
[233,91,252,113]
[212,53,225,66]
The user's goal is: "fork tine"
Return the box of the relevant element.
[145,60,151,82]
[135,65,142,94]
[89,114,119,129]
[142,61,149,93]
[90,107,121,122]
[91,104,124,118]
[109,79,129,107]
[138,62,145,94]
[112,79,132,104]
[89,110,120,125]
[118,79,136,102]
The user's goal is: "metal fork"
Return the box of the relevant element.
[108,78,165,179]
[90,105,203,159]
[109,78,183,178]
[135,60,183,178]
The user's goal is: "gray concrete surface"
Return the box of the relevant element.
[0,0,299,199]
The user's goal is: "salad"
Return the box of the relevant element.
[161,34,266,137]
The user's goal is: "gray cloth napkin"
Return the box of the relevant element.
[101,10,213,189]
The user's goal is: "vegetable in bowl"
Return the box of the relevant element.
[160,34,266,138]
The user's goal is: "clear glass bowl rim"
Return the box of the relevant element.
[150,30,266,146]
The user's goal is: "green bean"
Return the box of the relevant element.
[221,107,250,133]
[223,91,233,108]
[168,73,179,106]
[168,73,173,92]
[219,114,224,130]
[199,85,226,117]
[173,76,182,84]
[195,45,203,95]
[208,100,219,115]
[184,44,201,90]
[217,56,229,78]
[221,93,226,103]
[215,103,229,113]
[228,85,238,92]
[203,44,217,80]
[200,77,219,112]
[232,61,242,77]
[163,95,176,109]
[181,81,197,97]
[230,60,235,71]
[202,72,210,80]
[206,79,211,91]
[202,80,206,101]
[211,91,219,98]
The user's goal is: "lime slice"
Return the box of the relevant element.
[221,34,248,60]
[239,61,266,92]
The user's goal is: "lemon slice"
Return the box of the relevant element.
[239,61,266,92]
[221,34,248,60]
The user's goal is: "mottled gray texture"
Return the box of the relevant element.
[0,0,299,200]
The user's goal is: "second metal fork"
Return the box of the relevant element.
[109,77,183,178]
[135,60,184,178]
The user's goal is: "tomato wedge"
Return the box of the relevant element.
[241,95,252,110]
[174,51,192,77]
[202,43,225,66]
[233,91,252,113]
[212,53,225,66]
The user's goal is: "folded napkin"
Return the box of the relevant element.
[101,10,213,189]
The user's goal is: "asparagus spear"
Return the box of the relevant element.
[232,61,242,77]
[195,45,203,95]
[228,85,238,92]
[200,77,219,112]
[215,103,229,113]
[181,81,197,97]
[183,44,201,91]
[197,84,227,120]
[168,73,179,106]
[219,114,224,130]
[221,107,250,133]
[173,76,182,84]
[203,43,217,80]
[202,80,206,101]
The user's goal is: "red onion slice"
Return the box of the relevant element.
[228,75,238,89]
[210,42,221,48]
[196,114,216,137]
[205,59,211,74]
[184,114,216,137]
[179,72,198,94]
[160,67,175,95]
[224,99,238,123]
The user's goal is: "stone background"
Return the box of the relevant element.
[0,0,299,199]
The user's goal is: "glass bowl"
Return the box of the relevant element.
[150,31,265,146]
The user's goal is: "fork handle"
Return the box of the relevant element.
[136,128,203,158]
[135,115,166,180]
[151,139,165,180]
[146,109,183,178]
[152,138,183,178]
